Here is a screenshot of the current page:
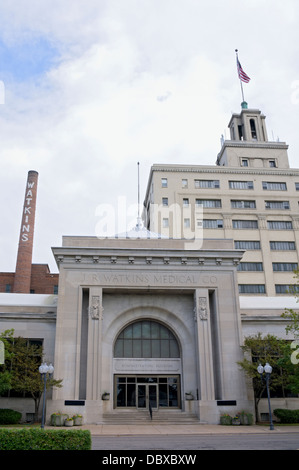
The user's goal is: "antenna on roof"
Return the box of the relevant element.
[137,162,142,229]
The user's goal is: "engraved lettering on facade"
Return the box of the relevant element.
[81,272,219,287]
[113,358,181,373]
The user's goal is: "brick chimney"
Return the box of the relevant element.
[13,170,39,293]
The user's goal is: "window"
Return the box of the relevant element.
[275,285,299,294]
[270,241,296,250]
[231,200,256,209]
[183,198,189,207]
[196,199,221,208]
[237,262,263,271]
[267,221,293,230]
[238,284,266,294]
[250,119,257,139]
[161,178,167,188]
[182,179,188,188]
[232,220,258,229]
[162,197,168,206]
[229,180,254,190]
[295,183,299,191]
[5,284,11,293]
[238,125,243,140]
[265,201,289,210]
[184,218,190,228]
[269,160,276,167]
[114,321,180,358]
[235,240,261,250]
[273,263,298,272]
[194,179,220,189]
[241,159,248,167]
[53,285,58,295]
[203,219,223,229]
[162,218,169,228]
[262,182,287,190]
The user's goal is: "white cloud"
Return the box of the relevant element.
[0,0,299,272]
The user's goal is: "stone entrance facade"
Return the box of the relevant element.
[47,235,253,424]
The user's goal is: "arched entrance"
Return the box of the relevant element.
[113,320,181,410]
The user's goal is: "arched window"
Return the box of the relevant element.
[114,320,180,358]
[250,119,257,139]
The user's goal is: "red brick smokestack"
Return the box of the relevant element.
[13,170,39,293]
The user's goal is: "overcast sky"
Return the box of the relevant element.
[1,0,299,273]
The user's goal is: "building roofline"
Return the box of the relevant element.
[227,108,266,128]
[0,293,58,307]
[216,140,288,162]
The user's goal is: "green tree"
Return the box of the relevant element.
[238,333,289,421]
[277,341,299,395]
[0,329,15,395]
[280,268,299,394]
[281,269,299,338]
[1,333,62,421]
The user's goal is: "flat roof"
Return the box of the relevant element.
[0,293,58,307]
[239,296,298,310]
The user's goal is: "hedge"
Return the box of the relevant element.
[0,409,22,425]
[273,409,299,424]
[0,428,92,450]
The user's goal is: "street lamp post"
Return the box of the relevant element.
[39,362,54,429]
[257,362,274,430]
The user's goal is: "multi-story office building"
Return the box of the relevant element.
[2,105,299,426]
[143,105,299,298]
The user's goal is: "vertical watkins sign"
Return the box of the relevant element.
[13,170,39,293]
[21,178,36,241]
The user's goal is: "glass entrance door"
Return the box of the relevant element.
[115,375,180,408]
[137,384,158,410]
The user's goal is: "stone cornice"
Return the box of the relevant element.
[240,314,290,323]
[218,140,288,151]
[150,164,299,177]
[231,141,286,148]
[52,247,243,268]
[0,311,56,321]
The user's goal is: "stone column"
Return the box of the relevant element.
[86,287,103,401]
[194,288,215,401]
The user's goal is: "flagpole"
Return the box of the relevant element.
[137,161,141,228]
[235,49,245,103]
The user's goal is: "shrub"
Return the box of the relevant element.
[273,409,299,424]
[220,414,232,425]
[0,409,22,425]
[0,428,92,450]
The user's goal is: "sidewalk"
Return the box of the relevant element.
[79,423,299,436]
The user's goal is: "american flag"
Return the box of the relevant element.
[237,58,250,83]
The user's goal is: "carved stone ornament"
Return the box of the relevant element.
[89,295,103,320]
[194,297,208,321]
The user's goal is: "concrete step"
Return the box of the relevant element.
[100,410,199,425]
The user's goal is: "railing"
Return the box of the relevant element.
[149,401,153,420]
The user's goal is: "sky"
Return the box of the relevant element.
[1,0,299,273]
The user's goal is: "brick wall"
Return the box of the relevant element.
[30,264,59,294]
[0,264,59,294]
[0,273,15,293]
